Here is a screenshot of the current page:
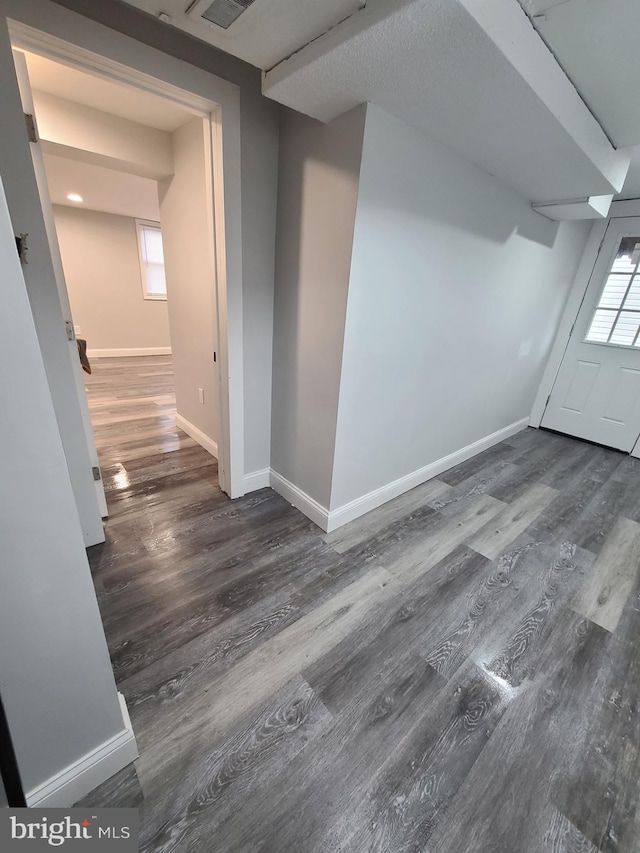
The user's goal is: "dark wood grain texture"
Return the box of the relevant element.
[75,362,640,853]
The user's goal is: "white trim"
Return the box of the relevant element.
[244,468,271,492]
[25,693,137,807]
[326,418,530,532]
[176,413,218,459]
[530,219,608,427]
[7,6,244,502]
[269,470,331,531]
[87,347,172,358]
[269,419,529,533]
[7,19,214,117]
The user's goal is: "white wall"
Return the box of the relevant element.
[329,104,591,510]
[0,173,130,802]
[271,105,366,507]
[53,204,171,353]
[159,117,219,451]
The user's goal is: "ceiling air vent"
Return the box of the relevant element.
[188,0,257,30]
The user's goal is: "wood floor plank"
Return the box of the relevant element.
[421,536,540,679]
[477,541,594,689]
[138,675,332,853]
[324,476,452,554]
[467,482,557,560]
[427,458,520,516]
[525,471,603,545]
[381,494,505,588]
[532,805,600,853]
[203,655,444,853]
[75,764,144,811]
[426,613,612,853]
[119,537,398,740]
[328,659,514,853]
[550,626,640,851]
[135,564,397,790]
[571,517,640,632]
[303,545,491,714]
[564,476,633,556]
[78,358,640,851]
[437,441,517,486]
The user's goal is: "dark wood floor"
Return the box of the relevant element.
[79,356,640,853]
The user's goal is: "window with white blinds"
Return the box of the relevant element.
[585,236,640,346]
[136,220,167,301]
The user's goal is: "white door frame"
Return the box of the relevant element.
[531,198,640,445]
[6,10,245,498]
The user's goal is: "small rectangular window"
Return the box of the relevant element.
[585,236,640,347]
[136,220,167,301]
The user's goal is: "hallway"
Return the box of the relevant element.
[80,359,640,852]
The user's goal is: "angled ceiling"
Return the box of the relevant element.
[117,0,363,70]
[23,51,193,131]
[518,0,640,148]
[263,0,629,206]
[114,0,640,207]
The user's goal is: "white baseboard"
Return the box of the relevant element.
[244,468,271,492]
[269,470,330,532]
[175,413,218,459]
[326,417,530,532]
[257,419,529,534]
[26,693,138,808]
[87,347,172,358]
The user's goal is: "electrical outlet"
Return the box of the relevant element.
[74,325,82,337]
[198,388,205,404]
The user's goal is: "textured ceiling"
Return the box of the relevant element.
[117,0,362,69]
[264,0,628,204]
[24,51,192,131]
[517,0,640,147]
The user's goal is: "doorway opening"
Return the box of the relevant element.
[14,47,224,512]
[8,21,244,546]
[538,215,640,457]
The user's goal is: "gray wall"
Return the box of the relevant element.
[0,0,279,801]
[271,105,366,506]
[330,104,591,509]
[160,117,219,446]
[0,173,124,797]
[48,0,280,478]
[54,205,171,352]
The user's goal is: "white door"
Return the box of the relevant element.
[12,50,108,518]
[542,217,640,452]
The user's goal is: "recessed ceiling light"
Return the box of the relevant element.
[67,193,83,203]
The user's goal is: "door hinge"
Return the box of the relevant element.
[213,351,217,363]
[24,113,38,143]
[92,466,102,482]
[15,233,28,265]
[65,320,75,341]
